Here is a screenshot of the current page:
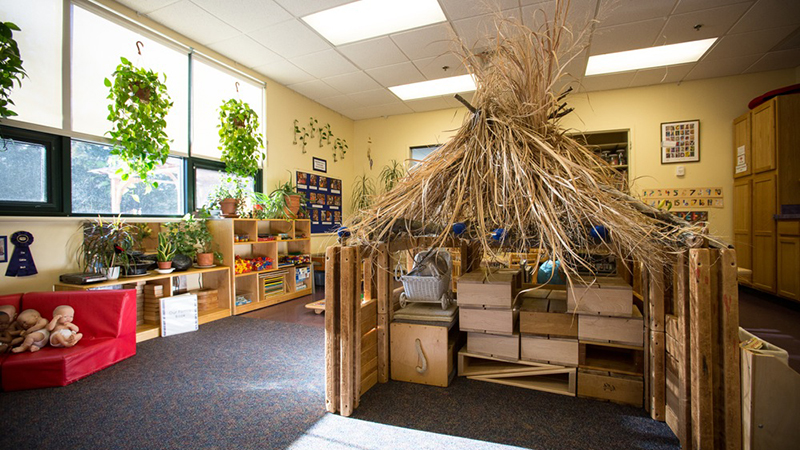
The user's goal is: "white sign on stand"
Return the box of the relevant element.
[160,294,199,337]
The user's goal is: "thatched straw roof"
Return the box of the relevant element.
[344,0,700,279]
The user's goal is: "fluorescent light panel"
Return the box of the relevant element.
[302,0,446,46]
[585,38,718,76]
[389,75,476,100]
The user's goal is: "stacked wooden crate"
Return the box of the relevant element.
[123,281,146,325]
[143,284,164,324]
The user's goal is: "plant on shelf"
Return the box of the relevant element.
[156,232,176,269]
[0,21,27,122]
[218,98,264,178]
[105,50,173,188]
[205,176,249,218]
[351,174,375,212]
[76,216,136,280]
[379,159,405,193]
[134,223,153,252]
[164,211,221,266]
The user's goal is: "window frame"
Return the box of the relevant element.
[190,158,262,212]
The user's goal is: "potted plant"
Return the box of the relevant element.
[0,21,27,121]
[205,176,249,218]
[156,232,176,270]
[105,57,173,188]
[218,98,264,178]
[77,216,136,279]
[379,159,405,193]
[164,212,220,267]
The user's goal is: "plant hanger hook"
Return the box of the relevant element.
[136,40,144,55]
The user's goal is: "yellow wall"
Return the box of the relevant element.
[350,68,799,245]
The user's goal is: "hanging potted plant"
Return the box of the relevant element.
[218,98,264,178]
[104,50,173,188]
[156,232,176,270]
[0,21,27,121]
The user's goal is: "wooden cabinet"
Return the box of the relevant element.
[732,93,800,300]
[208,219,312,315]
[777,221,800,300]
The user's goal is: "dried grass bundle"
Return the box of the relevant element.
[344,0,699,281]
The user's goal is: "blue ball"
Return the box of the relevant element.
[590,225,608,241]
[537,260,565,285]
[452,222,466,236]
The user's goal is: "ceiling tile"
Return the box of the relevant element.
[522,0,598,34]
[522,1,557,32]
[206,35,282,68]
[702,26,797,61]
[147,1,240,45]
[579,71,636,92]
[337,37,409,70]
[406,96,454,113]
[440,0,520,21]
[391,23,458,60]
[590,18,667,55]
[729,0,800,34]
[253,59,314,85]
[366,62,427,87]
[323,71,382,94]
[597,0,677,28]
[273,0,352,17]
[772,26,800,51]
[248,19,331,59]
[293,49,359,78]
[743,48,800,74]
[348,89,399,107]
[683,54,760,79]
[451,8,523,50]
[628,63,695,87]
[673,0,755,15]
[287,79,341,99]
[341,103,415,120]
[115,0,182,14]
[189,0,293,33]
[316,95,361,112]
[413,54,469,80]
[660,2,752,45]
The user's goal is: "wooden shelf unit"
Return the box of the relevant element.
[53,266,232,343]
[209,218,313,315]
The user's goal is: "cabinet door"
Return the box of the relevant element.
[777,236,800,300]
[752,173,777,292]
[733,178,753,282]
[751,100,776,173]
[733,112,751,178]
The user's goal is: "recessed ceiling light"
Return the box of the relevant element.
[389,75,477,100]
[302,0,446,46]
[585,38,718,76]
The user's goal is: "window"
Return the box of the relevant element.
[193,162,255,210]
[410,144,439,168]
[71,140,184,216]
[192,57,265,160]
[71,4,189,153]
[0,0,63,128]
[0,126,63,215]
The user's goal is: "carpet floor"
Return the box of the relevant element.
[0,317,678,450]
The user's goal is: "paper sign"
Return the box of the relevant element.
[160,294,199,337]
[737,145,745,156]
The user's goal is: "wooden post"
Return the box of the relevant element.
[324,246,341,414]
[649,265,666,421]
[649,265,665,332]
[690,248,714,449]
[640,262,651,414]
[339,246,358,416]
[674,251,692,450]
[719,248,742,450]
[353,247,363,409]
[376,243,390,383]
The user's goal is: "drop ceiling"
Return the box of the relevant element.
[115,0,800,120]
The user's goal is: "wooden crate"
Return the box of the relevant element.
[458,348,576,396]
[190,288,218,313]
[577,369,643,407]
[467,332,519,361]
[457,269,520,309]
[578,304,644,346]
[519,297,578,338]
[568,276,632,317]
[390,322,456,387]
[520,335,579,366]
[579,341,644,376]
[459,305,518,335]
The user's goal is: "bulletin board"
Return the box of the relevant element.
[641,187,723,210]
[297,171,342,234]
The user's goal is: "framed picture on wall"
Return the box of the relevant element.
[313,157,327,173]
[0,236,7,263]
[661,120,699,164]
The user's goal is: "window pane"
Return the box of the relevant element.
[0,0,62,128]
[410,145,438,168]
[71,140,184,215]
[0,139,46,202]
[192,58,265,160]
[195,167,254,209]
[71,5,188,153]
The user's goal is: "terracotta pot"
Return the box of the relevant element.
[285,194,300,218]
[196,252,214,267]
[157,261,172,270]
[220,198,238,217]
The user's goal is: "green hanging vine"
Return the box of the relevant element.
[105,52,173,188]
[0,21,27,121]
[218,98,265,178]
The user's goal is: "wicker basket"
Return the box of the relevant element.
[397,249,453,310]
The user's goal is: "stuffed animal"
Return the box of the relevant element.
[12,309,50,353]
[47,305,83,348]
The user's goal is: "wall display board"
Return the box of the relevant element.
[641,187,723,210]
[661,120,699,164]
[297,171,343,234]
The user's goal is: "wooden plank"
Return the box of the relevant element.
[674,251,692,450]
[521,336,579,366]
[363,255,374,301]
[641,263,651,415]
[467,332,520,361]
[339,246,358,416]
[568,276,633,317]
[459,306,519,335]
[457,270,520,308]
[649,265,665,332]
[690,248,714,449]
[376,243,390,384]
[519,298,578,338]
[324,246,341,414]
[710,249,725,450]
[719,248,742,450]
[651,330,666,422]
[353,248,363,409]
[469,369,576,397]
[361,298,377,336]
[578,304,644,346]
[390,322,451,387]
[457,348,560,376]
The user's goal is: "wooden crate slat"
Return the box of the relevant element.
[690,248,714,449]
[719,248,742,450]
[376,244,391,383]
[324,246,341,414]
[674,251,692,450]
[339,246,358,416]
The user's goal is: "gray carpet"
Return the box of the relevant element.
[0,316,679,450]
